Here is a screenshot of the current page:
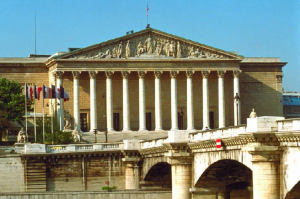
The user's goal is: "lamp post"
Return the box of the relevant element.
[234,93,240,125]
[93,128,97,143]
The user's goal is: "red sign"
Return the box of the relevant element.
[216,138,222,148]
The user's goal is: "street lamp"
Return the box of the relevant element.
[93,129,97,143]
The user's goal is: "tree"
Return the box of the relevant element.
[0,78,30,139]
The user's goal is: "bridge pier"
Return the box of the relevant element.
[122,157,140,190]
[251,146,281,199]
[165,143,192,199]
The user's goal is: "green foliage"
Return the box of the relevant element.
[101,186,117,191]
[0,78,31,132]
[35,116,73,144]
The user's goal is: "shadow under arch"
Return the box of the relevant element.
[285,181,300,199]
[195,159,252,198]
[142,162,171,190]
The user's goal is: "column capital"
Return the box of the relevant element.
[72,71,81,79]
[88,71,98,79]
[105,71,114,78]
[138,71,146,79]
[217,70,226,78]
[233,70,242,77]
[170,71,179,78]
[154,71,162,79]
[186,70,194,78]
[121,71,130,79]
[201,70,210,78]
[54,71,64,79]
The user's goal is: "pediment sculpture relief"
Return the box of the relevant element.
[71,34,231,60]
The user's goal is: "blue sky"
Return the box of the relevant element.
[0,0,299,91]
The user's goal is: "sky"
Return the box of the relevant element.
[0,0,299,91]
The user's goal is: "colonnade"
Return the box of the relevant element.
[54,70,241,132]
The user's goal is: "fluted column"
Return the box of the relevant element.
[186,71,194,131]
[170,71,178,131]
[105,71,114,131]
[122,71,130,131]
[233,70,241,126]
[202,71,210,130]
[218,71,226,128]
[55,71,64,131]
[154,71,162,131]
[138,71,146,131]
[89,71,97,131]
[72,71,81,131]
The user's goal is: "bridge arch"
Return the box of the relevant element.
[142,156,168,179]
[141,162,171,189]
[285,181,300,199]
[194,159,252,198]
[193,149,252,185]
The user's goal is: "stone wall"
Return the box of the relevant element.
[0,156,25,192]
[0,191,171,199]
[46,155,125,191]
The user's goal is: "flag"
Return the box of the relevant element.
[29,85,33,100]
[51,85,56,99]
[43,85,50,99]
[37,87,42,100]
[59,86,64,99]
[63,90,69,101]
[25,84,29,99]
[34,85,42,100]
[146,3,149,16]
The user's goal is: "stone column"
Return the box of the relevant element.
[72,71,81,131]
[105,71,114,132]
[166,143,192,199]
[55,71,64,131]
[154,71,162,131]
[89,71,97,132]
[218,71,226,128]
[138,71,146,131]
[122,71,130,131]
[122,157,140,190]
[170,71,178,131]
[202,71,210,130]
[251,147,281,199]
[186,71,194,131]
[233,70,241,125]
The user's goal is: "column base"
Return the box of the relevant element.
[122,129,133,133]
[154,128,163,132]
[138,129,148,133]
[202,127,210,131]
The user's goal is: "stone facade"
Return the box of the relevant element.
[0,28,286,132]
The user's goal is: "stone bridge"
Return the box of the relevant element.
[1,116,300,199]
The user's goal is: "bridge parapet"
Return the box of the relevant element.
[22,142,124,154]
[141,137,168,149]
[277,118,300,131]
[190,125,246,142]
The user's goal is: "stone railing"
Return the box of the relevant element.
[277,118,300,132]
[22,142,124,154]
[140,137,168,149]
[190,125,247,142]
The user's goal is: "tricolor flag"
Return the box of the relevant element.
[51,85,56,99]
[43,85,50,99]
[146,3,149,16]
[63,90,69,101]
[26,85,33,100]
[34,85,42,100]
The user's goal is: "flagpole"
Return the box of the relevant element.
[34,88,37,143]
[42,88,45,144]
[25,83,28,142]
[51,102,54,145]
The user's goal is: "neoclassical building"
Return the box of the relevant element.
[0,27,286,132]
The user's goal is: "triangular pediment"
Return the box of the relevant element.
[56,28,242,60]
